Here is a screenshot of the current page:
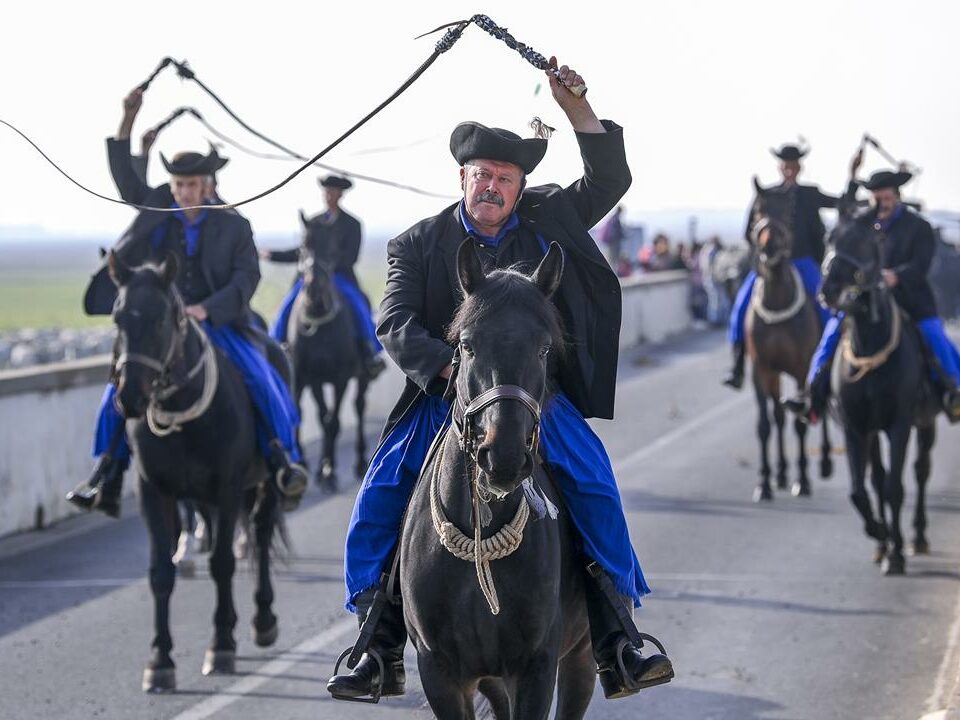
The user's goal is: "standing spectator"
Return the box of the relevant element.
[686,241,708,321]
[597,205,626,269]
[701,236,729,326]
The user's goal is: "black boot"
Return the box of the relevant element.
[327,589,407,701]
[942,386,960,424]
[585,564,674,699]
[268,441,308,510]
[65,455,126,519]
[785,365,831,424]
[721,343,746,390]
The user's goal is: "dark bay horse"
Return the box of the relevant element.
[108,252,282,691]
[820,205,939,575]
[400,241,595,720]
[746,180,832,502]
[286,213,369,490]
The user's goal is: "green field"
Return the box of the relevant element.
[0,246,387,331]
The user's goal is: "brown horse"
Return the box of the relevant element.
[746,181,833,502]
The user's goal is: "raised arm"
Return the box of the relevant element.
[106,89,151,204]
[377,232,454,393]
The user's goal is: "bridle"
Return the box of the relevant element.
[297,255,342,336]
[114,289,218,436]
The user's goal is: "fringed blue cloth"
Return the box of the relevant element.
[343,392,650,612]
[94,323,301,463]
[270,274,381,352]
[729,257,829,345]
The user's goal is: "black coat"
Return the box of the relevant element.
[268,210,363,286]
[745,182,838,263]
[84,138,260,328]
[378,119,630,434]
[861,205,938,320]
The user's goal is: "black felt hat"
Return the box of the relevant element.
[161,148,225,176]
[319,175,353,190]
[861,169,913,190]
[770,144,808,161]
[450,122,547,174]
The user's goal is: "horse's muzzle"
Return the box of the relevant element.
[476,444,534,496]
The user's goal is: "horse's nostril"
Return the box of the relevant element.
[476,447,493,473]
[520,452,533,479]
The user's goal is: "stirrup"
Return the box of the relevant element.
[605,634,673,695]
[330,646,385,704]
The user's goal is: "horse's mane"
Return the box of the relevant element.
[446,267,566,356]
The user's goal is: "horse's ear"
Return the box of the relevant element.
[531,242,564,298]
[837,193,858,221]
[299,209,309,228]
[752,175,764,196]
[457,239,486,295]
[107,250,133,287]
[159,252,179,288]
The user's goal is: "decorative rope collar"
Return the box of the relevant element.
[751,265,807,325]
[840,296,902,383]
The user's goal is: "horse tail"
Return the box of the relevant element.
[246,482,293,568]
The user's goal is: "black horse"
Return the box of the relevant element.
[820,204,939,575]
[108,252,283,691]
[746,180,833,502]
[285,213,369,490]
[400,242,596,719]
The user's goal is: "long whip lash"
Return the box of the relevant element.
[0,15,583,212]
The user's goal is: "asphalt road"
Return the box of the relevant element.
[2,329,959,720]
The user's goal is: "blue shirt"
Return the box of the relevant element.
[458,200,520,248]
[172,204,209,257]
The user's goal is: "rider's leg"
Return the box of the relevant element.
[329,394,450,699]
[67,383,130,518]
[792,257,830,328]
[269,278,303,344]
[786,314,843,422]
[723,272,757,389]
[333,273,386,378]
[540,393,673,697]
[205,324,308,499]
[916,317,960,421]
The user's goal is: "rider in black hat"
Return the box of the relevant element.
[262,174,386,377]
[788,168,960,422]
[722,142,857,389]
[327,57,673,703]
[67,99,308,516]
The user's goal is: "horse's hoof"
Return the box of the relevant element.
[873,544,886,564]
[911,538,930,556]
[791,481,811,498]
[881,553,906,576]
[753,485,773,503]
[202,649,236,675]
[820,457,833,479]
[252,619,279,648]
[176,558,196,578]
[142,666,176,693]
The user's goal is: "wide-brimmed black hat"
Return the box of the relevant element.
[861,169,913,190]
[450,122,547,175]
[319,175,353,190]
[770,144,808,161]
[161,148,226,177]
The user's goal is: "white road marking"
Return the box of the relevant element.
[924,583,960,716]
[170,617,357,720]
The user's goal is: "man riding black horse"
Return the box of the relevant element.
[66,89,308,516]
[723,142,858,389]
[326,57,673,702]
[788,169,960,423]
[263,175,386,378]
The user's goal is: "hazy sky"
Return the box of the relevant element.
[0,0,957,239]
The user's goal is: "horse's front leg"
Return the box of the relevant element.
[511,649,562,720]
[867,433,888,563]
[325,378,348,484]
[203,496,239,675]
[820,414,834,479]
[845,428,885,557]
[140,478,179,692]
[773,397,789,490]
[792,412,811,497]
[251,482,279,647]
[417,652,474,720]
[881,421,913,576]
[912,423,936,555]
[353,375,369,480]
[310,380,334,488]
[753,380,773,502]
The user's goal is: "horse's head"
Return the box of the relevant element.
[298,212,338,317]
[820,203,883,314]
[109,251,185,418]
[751,177,793,275]
[447,240,565,498]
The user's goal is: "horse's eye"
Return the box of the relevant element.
[460,341,474,357]
[539,345,551,359]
